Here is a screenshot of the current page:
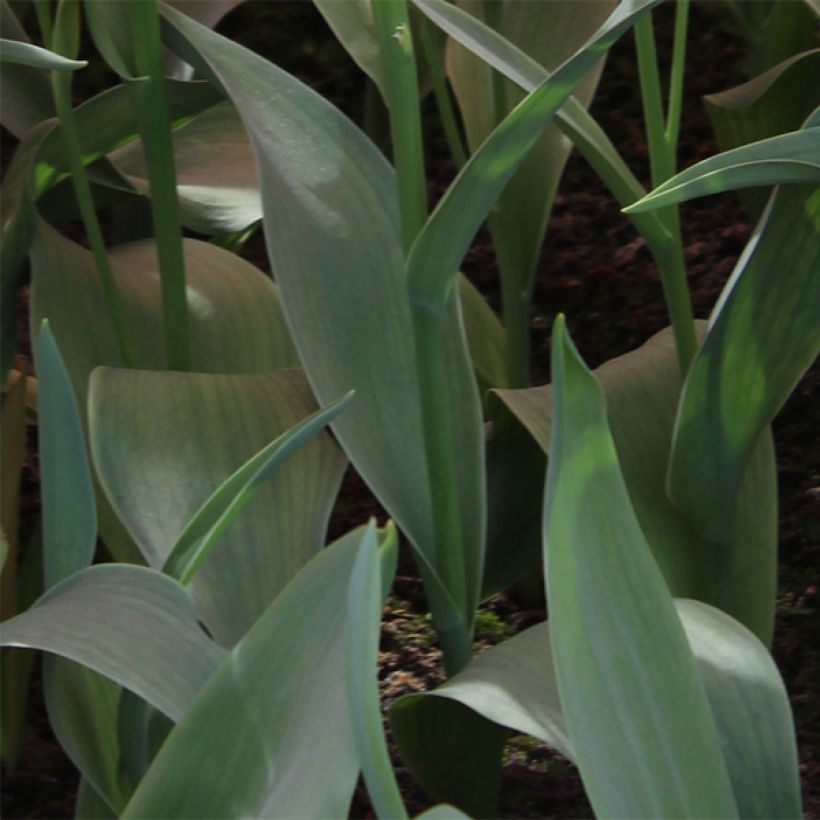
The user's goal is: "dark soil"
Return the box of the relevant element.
[2,2,818,819]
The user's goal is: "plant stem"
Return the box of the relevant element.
[634,9,696,374]
[34,0,54,47]
[500,276,531,388]
[50,1,138,368]
[371,0,428,250]
[415,10,467,171]
[129,0,190,371]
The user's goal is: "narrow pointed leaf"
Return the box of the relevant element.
[163,389,354,584]
[625,127,820,212]
[1,564,225,721]
[457,273,507,390]
[405,600,801,818]
[160,6,486,633]
[494,327,777,642]
[36,321,96,590]
[668,182,820,542]
[345,522,406,820]
[406,0,663,313]
[543,316,737,818]
[123,527,388,820]
[75,777,118,819]
[90,367,346,646]
[0,38,87,70]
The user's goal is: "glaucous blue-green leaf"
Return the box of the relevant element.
[667,182,820,543]
[75,776,119,819]
[457,273,507,391]
[416,806,471,819]
[493,326,777,643]
[35,322,96,590]
[90,367,346,646]
[160,5,485,642]
[0,37,86,71]
[162,389,354,584]
[313,0,383,91]
[0,1,55,138]
[542,316,737,818]
[406,0,663,314]
[625,127,820,213]
[108,100,261,235]
[1,564,225,721]
[344,522,406,820]
[446,0,613,381]
[31,222,298,408]
[123,526,388,819]
[704,49,820,218]
[405,599,800,818]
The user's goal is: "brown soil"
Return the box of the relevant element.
[2,2,818,819]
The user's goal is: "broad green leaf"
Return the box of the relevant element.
[108,100,261,235]
[407,0,663,314]
[625,127,820,213]
[405,600,800,818]
[457,273,507,391]
[704,49,820,218]
[390,684,509,816]
[32,222,298,409]
[668,182,820,543]
[446,0,613,375]
[123,526,387,819]
[1,564,225,720]
[75,776,118,819]
[162,388,354,585]
[344,522,406,820]
[0,37,86,70]
[543,316,737,818]
[313,0,383,92]
[161,5,486,641]
[36,322,96,590]
[0,1,55,138]
[494,327,777,643]
[90,367,346,646]
[45,659,128,814]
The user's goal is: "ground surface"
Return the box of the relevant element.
[2,2,818,818]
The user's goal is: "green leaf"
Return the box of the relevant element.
[704,49,820,219]
[457,273,507,391]
[36,321,96,590]
[344,521,406,819]
[108,100,261,235]
[0,2,56,138]
[416,806,471,819]
[0,37,87,70]
[90,367,346,646]
[123,526,388,819]
[406,0,662,314]
[390,688,509,817]
[542,316,737,818]
[624,127,820,213]
[406,599,801,819]
[493,326,777,643]
[2,565,225,721]
[163,389,354,585]
[160,5,486,642]
[75,776,118,819]
[667,182,820,544]
[313,0,383,92]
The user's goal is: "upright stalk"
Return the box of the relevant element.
[373,0,473,675]
[634,5,696,375]
[128,0,190,371]
[51,0,138,368]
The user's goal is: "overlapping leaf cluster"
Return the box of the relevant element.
[1,0,817,817]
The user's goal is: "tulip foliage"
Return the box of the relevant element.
[1,0,816,817]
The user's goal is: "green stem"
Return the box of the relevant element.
[634,10,696,374]
[665,0,690,150]
[129,0,190,371]
[34,0,54,47]
[415,11,468,171]
[50,2,138,368]
[372,0,428,250]
[499,273,530,388]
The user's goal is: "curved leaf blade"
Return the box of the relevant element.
[89,367,346,647]
[543,316,737,818]
[0,38,87,71]
[1,564,225,722]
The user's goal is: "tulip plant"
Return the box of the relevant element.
[1,0,817,817]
